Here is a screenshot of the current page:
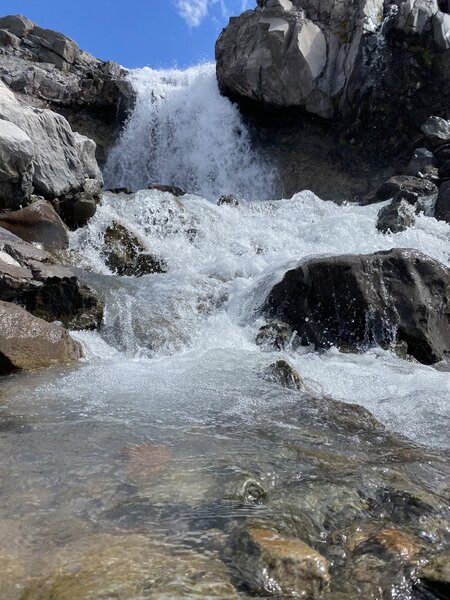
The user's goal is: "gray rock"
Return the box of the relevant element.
[435,180,450,223]
[262,359,305,390]
[407,147,438,176]
[216,0,384,117]
[0,300,82,375]
[0,16,135,165]
[376,198,416,233]
[421,116,450,147]
[0,117,34,208]
[0,15,34,38]
[375,175,438,201]
[264,248,450,364]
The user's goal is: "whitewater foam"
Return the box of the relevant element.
[104,64,277,200]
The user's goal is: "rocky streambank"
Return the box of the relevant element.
[0,7,449,600]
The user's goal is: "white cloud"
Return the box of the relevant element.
[175,0,209,27]
[175,0,246,28]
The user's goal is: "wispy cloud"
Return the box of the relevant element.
[175,0,244,28]
[175,0,209,27]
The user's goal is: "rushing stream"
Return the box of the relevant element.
[1,65,449,599]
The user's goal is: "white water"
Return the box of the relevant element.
[68,189,450,448]
[104,64,277,200]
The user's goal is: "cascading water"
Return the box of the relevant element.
[2,63,450,599]
[104,64,278,200]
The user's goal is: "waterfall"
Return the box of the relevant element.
[104,64,277,200]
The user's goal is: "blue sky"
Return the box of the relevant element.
[1,0,252,68]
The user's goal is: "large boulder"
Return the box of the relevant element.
[0,199,68,249]
[0,117,34,208]
[264,248,450,364]
[216,0,384,118]
[0,15,135,166]
[0,79,102,225]
[0,300,82,374]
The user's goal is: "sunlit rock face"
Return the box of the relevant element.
[216,0,385,118]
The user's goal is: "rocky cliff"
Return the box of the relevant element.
[216,0,450,199]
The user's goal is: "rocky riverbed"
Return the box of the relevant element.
[0,4,449,600]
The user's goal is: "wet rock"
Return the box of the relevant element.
[265,248,450,364]
[103,222,167,277]
[435,180,450,223]
[407,148,438,177]
[376,198,416,234]
[24,275,103,330]
[262,359,305,390]
[218,194,239,206]
[0,199,69,250]
[256,319,293,351]
[0,117,34,209]
[148,183,186,197]
[21,533,239,600]
[233,526,330,597]
[421,116,450,148]
[417,554,450,599]
[0,300,82,374]
[375,176,438,202]
[438,158,450,180]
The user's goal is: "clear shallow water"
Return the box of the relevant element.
[1,65,450,598]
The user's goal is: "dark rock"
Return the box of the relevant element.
[421,116,450,148]
[103,222,167,277]
[376,176,438,202]
[256,319,293,351]
[435,180,450,223]
[24,276,103,330]
[264,248,450,364]
[0,199,69,250]
[376,198,416,234]
[407,148,438,177]
[0,236,103,329]
[262,359,305,390]
[232,526,330,597]
[417,555,450,600]
[148,184,186,197]
[438,159,450,179]
[0,299,81,374]
[218,194,239,206]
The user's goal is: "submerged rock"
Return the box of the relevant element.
[148,183,186,197]
[0,199,69,250]
[417,554,450,599]
[233,526,330,597]
[103,222,167,277]
[0,300,82,374]
[21,533,239,600]
[265,248,450,364]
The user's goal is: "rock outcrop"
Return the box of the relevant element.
[0,117,34,208]
[0,15,135,166]
[264,248,450,364]
[0,230,103,330]
[216,0,450,199]
[0,79,102,226]
[0,300,82,374]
